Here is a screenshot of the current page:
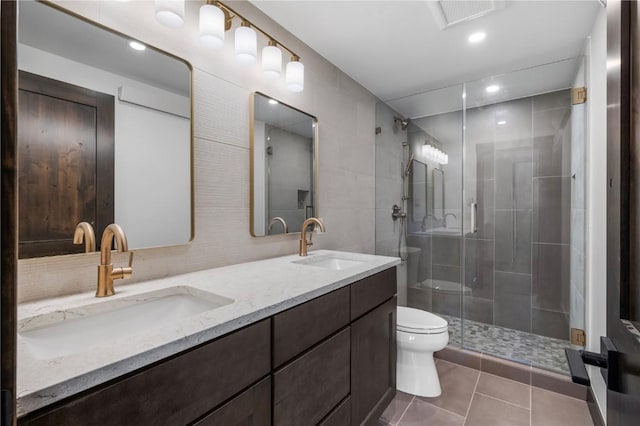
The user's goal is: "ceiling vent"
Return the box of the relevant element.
[427,0,507,30]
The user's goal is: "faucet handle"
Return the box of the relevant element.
[113,252,134,280]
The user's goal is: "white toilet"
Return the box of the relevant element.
[396,306,449,397]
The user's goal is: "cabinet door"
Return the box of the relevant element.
[351,297,396,426]
[194,377,271,426]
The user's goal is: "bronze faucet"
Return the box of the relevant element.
[73,222,96,253]
[268,217,288,234]
[97,224,133,297]
[299,218,326,256]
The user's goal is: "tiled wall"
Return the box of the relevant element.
[18,0,377,302]
[401,90,574,341]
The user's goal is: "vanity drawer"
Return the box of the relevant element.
[194,377,271,426]
[350,267,396,321]
[273,328,350,426]
[21,320,271,426]
[273,286,349,367]
[319,396,351,426]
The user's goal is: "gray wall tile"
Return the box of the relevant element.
[432,235,461,266]
[433,291,462,317]
[533,177,571,244]
[532,89,571,112]
[465,239,494,300]
[532,308,570,340]
[532,243,570,312]
[495,210,532,274]
[433,264,462,284]
[494,271,532,332]
[495,140,533,210]
[464,296,494,324]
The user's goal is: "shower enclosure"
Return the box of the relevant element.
[375,58,586,374]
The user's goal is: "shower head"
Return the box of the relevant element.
[394,116,411,131]
[404,154,415,177]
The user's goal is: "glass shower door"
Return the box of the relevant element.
[461,58,586,374]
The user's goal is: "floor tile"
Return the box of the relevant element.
[398,398,464,426]
[418,360,479,416]
[475,373,531,409]
[380,391,414,425]
[465,393,530,426]
[531,388,593,426]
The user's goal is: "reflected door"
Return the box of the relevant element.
[18,71,114,258]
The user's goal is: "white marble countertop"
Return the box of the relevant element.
[17,250,400,417]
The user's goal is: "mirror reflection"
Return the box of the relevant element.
[409,160,428,223]
[17,1,192,258]
[251,93,317,237]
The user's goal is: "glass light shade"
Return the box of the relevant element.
[262,45,282,79]
[155,0,184,28]
[286,60,304,92]
[235,25,257,64]
[199,4,225,49]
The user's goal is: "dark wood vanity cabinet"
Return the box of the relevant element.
[19,267,397,426]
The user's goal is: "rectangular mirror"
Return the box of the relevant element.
[250,92,317,237]
[432,168,445,219]
[17,1,192,258]
[409,160,428,222]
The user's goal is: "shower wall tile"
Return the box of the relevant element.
[532,243,570,313]
[494,271,532,333]
[432,290,462,317]
[532,308,570,340]
[408,285,432,312]
[465,239,494,300]
[464,296,494,324]
[493,98,533,145]
[408,235,432,284]
[465,179,494,240]
[432,235,461,266]
[533,107,572,140]
[533,134,571,178]
[466,141,495,181]
[495,210,532,274]
[495,140,533,210]
[533,177,571,244]
[433,264,462,284]
[532,90,571,112]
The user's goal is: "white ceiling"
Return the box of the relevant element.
[251,0,601,116]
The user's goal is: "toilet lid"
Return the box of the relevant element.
[397,306,448,333]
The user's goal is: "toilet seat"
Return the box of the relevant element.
[397,306,448,334]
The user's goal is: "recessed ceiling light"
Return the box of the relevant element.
[268,99,279,105]
[497,120,507,125]
[468,32,486,43]
[129,41,146,51]
[486,85,500,93]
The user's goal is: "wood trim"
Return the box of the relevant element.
[1,1,18,425]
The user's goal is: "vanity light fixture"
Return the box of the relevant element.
[235,21,258,64]
[262,40,283,79]
[422,144,448,165]
[199,1,227,49]
[486,84,500,93]
[155,0,185,28]
[129,41,146,51]
[155,0,304,92]
[468,32,486,43]
[286,56,304,92]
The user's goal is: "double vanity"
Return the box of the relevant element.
[17,250,400,425]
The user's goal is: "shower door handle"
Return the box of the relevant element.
[470,202,478,233]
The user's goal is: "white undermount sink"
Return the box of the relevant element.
[293,254,366,270]
[19,286,234,360]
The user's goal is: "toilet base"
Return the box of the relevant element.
[396,350,442,397]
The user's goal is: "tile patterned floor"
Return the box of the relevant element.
[379,360,593,426]
[442,315,571,374]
